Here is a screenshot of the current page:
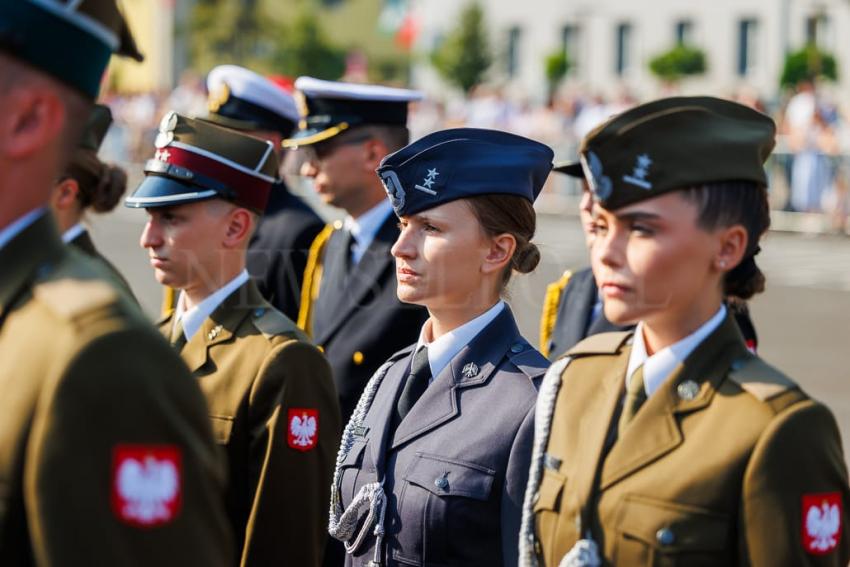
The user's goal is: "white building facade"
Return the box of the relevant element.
[410,0,850,105]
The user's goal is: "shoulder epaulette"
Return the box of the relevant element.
[252,306,303,340]
[34,277,118,321]
[297,222,337,336]
[508,342,549,380]
[727,356,797,401]
[566,330,632,356]
[539,270,572,357]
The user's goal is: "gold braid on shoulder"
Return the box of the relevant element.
[297,223,336,337]
[539,270,572,358]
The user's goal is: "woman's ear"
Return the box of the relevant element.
[482,233,516,275]
[222,207,254,248]
[714,224,748,272]
[51,178,79,211]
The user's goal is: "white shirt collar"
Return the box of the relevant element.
[625,304,727,397]
[61,222,86,244]
[415,301,505,382]
[343,200,393,265]
[174,270,250,341]
[0,208,46,252]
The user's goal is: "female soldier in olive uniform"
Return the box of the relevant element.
[521,97,849,567]
[329,129,553,566]
[49,104,135,298]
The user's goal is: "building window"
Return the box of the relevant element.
[806,14,832,49]
[675,20,693,45]
[562,24,581,74]
[507,26,522,78]
[615,22,633,76]
[738,18,758,76]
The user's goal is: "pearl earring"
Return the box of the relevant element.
[719,260,727,269]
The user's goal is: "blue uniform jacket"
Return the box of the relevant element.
[338,306,549,566]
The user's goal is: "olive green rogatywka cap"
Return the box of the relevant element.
[579,96,776,210]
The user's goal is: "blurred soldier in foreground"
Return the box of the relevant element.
[49,103,135,299]
[127,112,341,567]
[0,1,232,565]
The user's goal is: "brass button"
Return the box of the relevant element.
[353,351,364,365]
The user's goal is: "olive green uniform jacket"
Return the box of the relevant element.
[160,280,341,567]
[67,227,136,302]
[527,314,850,566]
[0,213,232,566]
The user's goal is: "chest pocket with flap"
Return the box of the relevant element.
[614,495,731,566]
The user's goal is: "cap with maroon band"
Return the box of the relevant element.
[124,111,278,213]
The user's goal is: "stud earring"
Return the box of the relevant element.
[719,260,727,269]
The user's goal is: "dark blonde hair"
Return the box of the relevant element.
[680,181,770,300]
[465,194,540,291]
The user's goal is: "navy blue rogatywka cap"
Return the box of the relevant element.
[376,128,554,218]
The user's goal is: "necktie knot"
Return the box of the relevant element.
[618,365,646,436]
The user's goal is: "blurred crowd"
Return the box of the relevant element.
[101,75,849,232]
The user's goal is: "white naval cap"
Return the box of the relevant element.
[284,77,424,147]
[206,64,299,136]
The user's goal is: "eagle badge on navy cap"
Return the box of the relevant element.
[380,170,406,211]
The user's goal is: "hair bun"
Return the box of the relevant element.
[513,242,541,274]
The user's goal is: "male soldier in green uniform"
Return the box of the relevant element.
[521,97,850,566]
[126,113,341,567]
[0,2,232,565]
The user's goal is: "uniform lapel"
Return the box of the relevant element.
[181,281,262,373]
[599,314,749,490]
[389,307,518,450]
[0,213,64,321]
[69,229,97,256]
[569,347,630,514]
[314,216,397,346]
[367,347,415,474]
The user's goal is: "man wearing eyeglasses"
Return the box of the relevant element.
[285,77,429,426]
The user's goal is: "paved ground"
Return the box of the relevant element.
[93,187,850,457]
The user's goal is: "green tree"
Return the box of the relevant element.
[188,0,270,71]
[544,49,570,101]
[272,7,346,80]
[780,44,838,88]
[431,3,492,93]
[648,45,707,83]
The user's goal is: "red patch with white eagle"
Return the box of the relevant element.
[803,492,843,554]
[288,408,319,451]
[111,445,182,528]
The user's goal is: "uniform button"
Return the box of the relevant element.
[353,351,364,365]
[511,343,525,353]
[434,475,449,490]
[656,527,675,546]
[333,220,344,230]
[253,308,265,317]
[317,345,325,353]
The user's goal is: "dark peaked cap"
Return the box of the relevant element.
[580,96,776,210]
[377,128,553,217]
[0,0,143,99]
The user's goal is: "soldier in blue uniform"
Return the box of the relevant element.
[329,128,553,567]
[201,64,324,321]
[284,77,429,424]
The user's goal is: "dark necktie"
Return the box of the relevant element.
[618,365,646,436]
[393,346,431,427]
